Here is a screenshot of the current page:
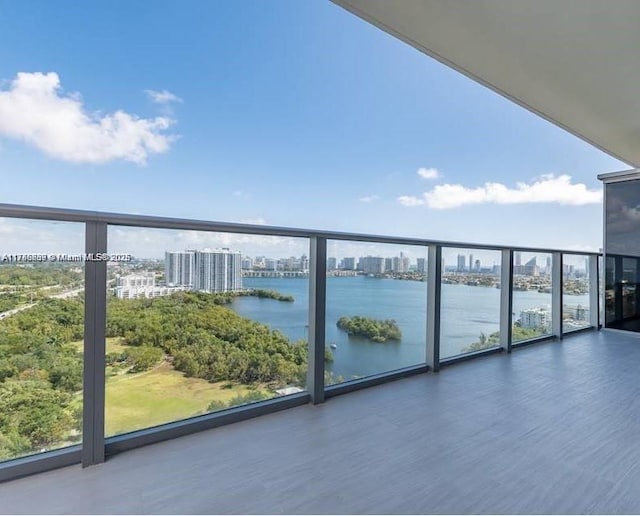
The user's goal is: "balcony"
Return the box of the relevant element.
[2,329,640,513]
[0,202,605,507]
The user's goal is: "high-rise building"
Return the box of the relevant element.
[165,250,195,287]
[392,253,410,273]
[241,257,253,270]
[457,254,466,272]
[417,257,426,273]
[474,259,481,272]
[264,258,277,271]
[193,248,242,293]
[469,253,473,272]
[523,257,539,276]
[341,257,356,270]
[327,257,338,270]
[384,257,393,272]
[360,256,385,275]
[515,251,522,267]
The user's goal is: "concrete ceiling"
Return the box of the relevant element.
[332,0,640,167]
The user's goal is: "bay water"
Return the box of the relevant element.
[231,276,589,381]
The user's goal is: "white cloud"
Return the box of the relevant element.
[417,167,440,180]
[397,195,425,207]
[359,195,379,203]
[398,174,602,209]
[145,89,183,104]
[0,72,176,164]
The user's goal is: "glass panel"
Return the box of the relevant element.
[440,248,501,359]
[605,256,616,325]
[0,218,84,462]
[324,241,427,386]
[604,180,640,331]
[562,254,592,332]
[512,252,553,342]
[105,226,308,437]
[621,258,638,320]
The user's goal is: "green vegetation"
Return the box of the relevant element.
[104,363,258,436]
[0,265,83,313]
[108,292,308,385]
[0,264,83,287]
[0,297,84,458]
[0,289,310,460]
[244,289,294,302]
[336,316,402,342]
[463,326,545,353]
[207,390,271,412]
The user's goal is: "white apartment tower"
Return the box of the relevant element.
[193,248,242,293]
[165,250,195,287]
[165,249,242,293]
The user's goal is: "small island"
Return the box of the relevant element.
[246,289,294,302]
[336,316,402,342]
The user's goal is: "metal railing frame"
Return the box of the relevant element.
[0,203,601,482]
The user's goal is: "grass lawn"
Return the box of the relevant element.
[71,338,274,436]
[105,362,266,436]
[70,337,129,354]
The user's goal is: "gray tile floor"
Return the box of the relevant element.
[2,329,640,514]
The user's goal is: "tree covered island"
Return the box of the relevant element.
[336,316,402,342]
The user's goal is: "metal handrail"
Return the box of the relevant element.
[0,202,600,256]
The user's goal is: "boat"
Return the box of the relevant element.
[330,343,337,349]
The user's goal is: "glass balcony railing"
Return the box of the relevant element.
[512,252,553,342]
[0,203,601,481]
[0,219,85,464]
[562,254,592,333]
[440,247,501,359]
[324,240,428,385]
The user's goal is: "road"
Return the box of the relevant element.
[0,286,84,320]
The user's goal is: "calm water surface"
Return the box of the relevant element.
[231,276,589,381]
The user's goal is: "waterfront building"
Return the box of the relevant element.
[114,273,187,299]
[468,254,473,272]
[360,256,385,275]
[193,248,242,293]
[341,257,356,270]
[165,250,195,287]
[457,254,466,272]
[384,257,393,272]
[417,257,426,273]
[327,257,337,271]
[519,307,551,332]
[116,273,155,288]
[241,257,253,270]
[264,258,277,271]
[392,253,410,273]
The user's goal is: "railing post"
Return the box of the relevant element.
[500,249,514,352]
[82,222,108,467]
[308,236,326,404]
[426,245,441,372]
[552,252,563,339]
[589,255,600,328]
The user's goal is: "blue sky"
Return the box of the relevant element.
[0,0,627,257]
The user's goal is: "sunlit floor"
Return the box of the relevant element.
[2,329,640,514]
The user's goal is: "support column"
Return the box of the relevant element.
[308,237,327,404]
[588,255,600,328]
[426,245,441,371]
[82,222,107,467]
[500,249,514,352]
[552,252,563,339]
